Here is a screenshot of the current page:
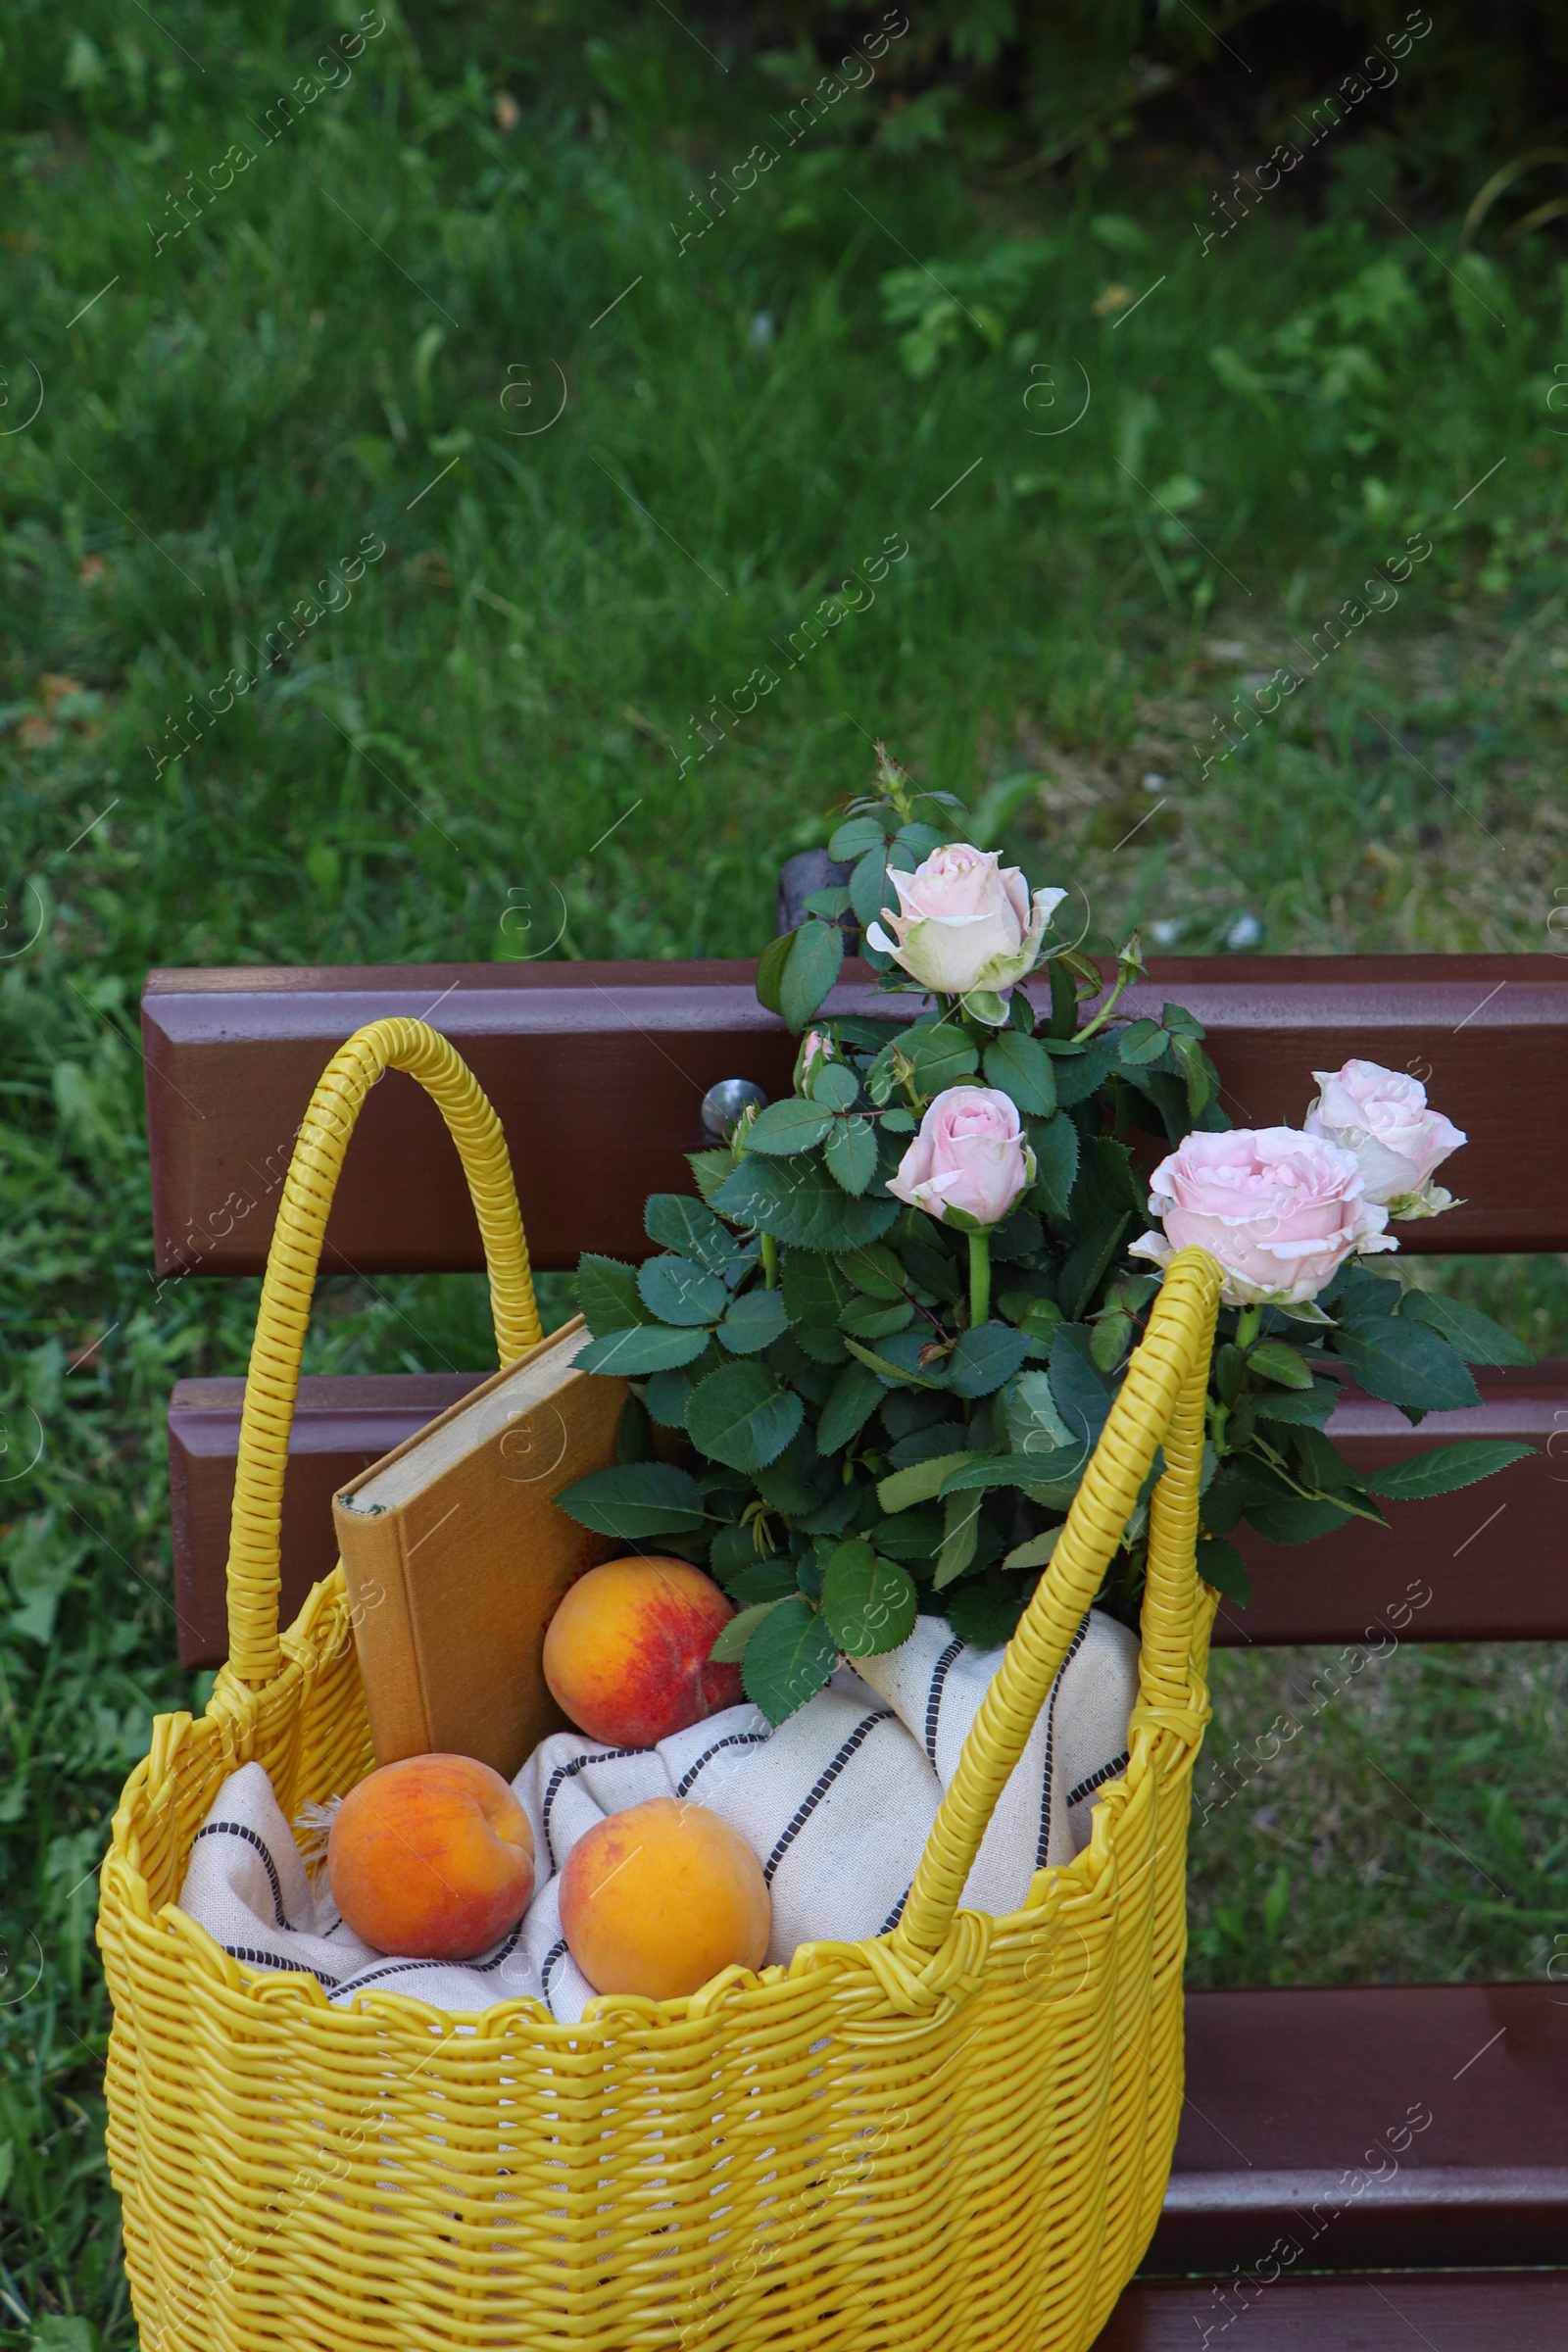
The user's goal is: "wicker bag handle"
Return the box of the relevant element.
[223,1018,541,1688]
[895,1246,1222,1960]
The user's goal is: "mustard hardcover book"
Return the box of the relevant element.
[332,1316,624,1780]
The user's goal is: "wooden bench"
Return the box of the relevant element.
[141,953,1568,2347]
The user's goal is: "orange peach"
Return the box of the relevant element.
[543,1556,742,1747]
[560,1797,770,1999]
[327,1753,535,1960]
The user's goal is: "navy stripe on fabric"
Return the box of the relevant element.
[1065,1750,1130,1810]
[330,1959,454,1997]
[763,1711,893,1886]
[1035,1615,1091,1873]
[540,1744,653,1868]
[540,1936,569,1995]
[195,1820,294,1930]
[675,1730,769,1800]
[471,1922,526,1974]
[224,1944,340,1988]
[923,1639,963,1772]
[879,1884,910,1936]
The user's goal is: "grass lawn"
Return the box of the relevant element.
[3,3,1568,2337]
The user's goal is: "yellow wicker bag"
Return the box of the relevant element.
[99,1017,1223,2352]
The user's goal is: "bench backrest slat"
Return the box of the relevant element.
[143,955,1568,1273]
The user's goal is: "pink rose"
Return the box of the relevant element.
[887,1086,1036,1228]
[1304,1058,1465,1218]
[864,842,1066,1004]
[1128,1126,1395,1306]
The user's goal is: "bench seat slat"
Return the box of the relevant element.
[166,1366,1565,1671]
[1156,1983,1568,2275]
[141,955,1568,1273]
[1097,2272,1568,2348]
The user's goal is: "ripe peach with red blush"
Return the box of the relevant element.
[543,1557,742,1746]
[327,1753,534,1960]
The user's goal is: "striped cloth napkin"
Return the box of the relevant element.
[178,1608,1139,2023]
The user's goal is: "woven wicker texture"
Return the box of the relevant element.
[98,1018,1223,2352]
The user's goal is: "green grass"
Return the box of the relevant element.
[4,3,1568,2337]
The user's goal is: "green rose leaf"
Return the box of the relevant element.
[638,1254,728,1326]
[779,919,845,1032]
[808,1059,859,1108]
[1197,1535,1251,1605]
[1048,1331,1114,1448]
[825,1114,878,1195]
[1116,1017,1168,1067]
[718,1287,791,1354]
[576,1323,713,1375]
[742,1594,839,1723]
[828,813,890,862]
[1002,1526,1062,1572]
[876,1449,971,1513]
[1332,1317,1481,1413]
[576,1252,649,1336]
[712,1154,899,1250]
[687,1359,805,1472]
[938,1447,1083,1495]
[746,1098,836,1154]
[710,1595,790,1663]
[1362,1440,1535,1501]
[1248,1496,1360,1544]
[945,1575,1026,1648]
[947,1323,1033,1397]
[756,928,796,1017]
[1051,1031,1123,1105]
[840,1295,914,1340]
[1029,1111,1080,1222]
[982,1030,1058,1116]
[1248,1340,1313,1390]
[816,1359,885,1454]
[821,1540,918,1656]
[894,1019,980,1094]
[556,1461,704,1539]
[645,1364,698,1427]
[726,1558,803,1606]
[837,1241,907,1298]
[1253,1380,1340,1428]
[934,1489,985,1589]
[1396,1291,1535,1367]
[644,1193,741,1271]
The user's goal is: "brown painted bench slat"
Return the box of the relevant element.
[166,1366,1565,1672]
[1094,2274,1568,2349]
[142,955,1568,1273]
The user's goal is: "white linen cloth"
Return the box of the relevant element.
[178,1610,1139,2023]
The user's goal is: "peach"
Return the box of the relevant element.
[327,1753,535,1960]
[560,1797,770,2000]
[543,1556,742,1747]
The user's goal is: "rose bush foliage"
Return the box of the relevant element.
[562,749,1534,1726]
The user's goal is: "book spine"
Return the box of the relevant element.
[331,1495,428,1765]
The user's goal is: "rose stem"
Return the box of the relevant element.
[968,1228,991,1329]
[760,1232,779,1290]
[1236,1303,1261,1348]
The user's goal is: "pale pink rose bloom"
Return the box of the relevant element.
[865,842,1067,1002]
[1128,1126,1395,1306]
[887,1085,1036,1229]
[1304,1058,1465,1218]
